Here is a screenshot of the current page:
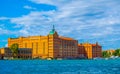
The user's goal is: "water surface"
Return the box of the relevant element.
[0,59,120,74]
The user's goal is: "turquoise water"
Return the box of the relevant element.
[0,59,120,74]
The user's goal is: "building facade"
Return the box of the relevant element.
[4,26,102,59]
[78,42,102,59]
[0,48,32,59]
[8,26,78,59]
[0,48,5,59]
[104,49,115,56]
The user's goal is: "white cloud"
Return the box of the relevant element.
[0,28,10,35]
[5,43,8,47]
[29,0,69,7]
[0,27,18,35]
[0,17,10,20]
[23,5,36,10]
[11,11,55,26]
[9,0,120,37]
[1,0,120,49]
[10,11,55,36]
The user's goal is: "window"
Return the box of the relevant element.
[25,43,27,48]
[32,43,33,49]
[43,42,45,54]
[36,42,38,54]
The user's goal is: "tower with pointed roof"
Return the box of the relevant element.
[48,25,59,58]
[49,25,55,35]
[48,25,58,36]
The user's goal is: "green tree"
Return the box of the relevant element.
[113,48,120,57]
[102,51,111,58]
[10,43,19,58]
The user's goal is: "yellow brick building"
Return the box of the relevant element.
[78,42,102,59]
[8,26,78,59]
[0,48,4,55]
[104,49,115,56]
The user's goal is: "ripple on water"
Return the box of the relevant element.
[0,59,120,74]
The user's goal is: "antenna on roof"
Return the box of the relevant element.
[52,25,55,31]
[96,42,98,45]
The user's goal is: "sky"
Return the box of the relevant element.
[0,0,120,50]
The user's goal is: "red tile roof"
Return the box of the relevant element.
[59,36,74,40]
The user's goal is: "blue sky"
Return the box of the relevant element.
[0,0,120,50]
